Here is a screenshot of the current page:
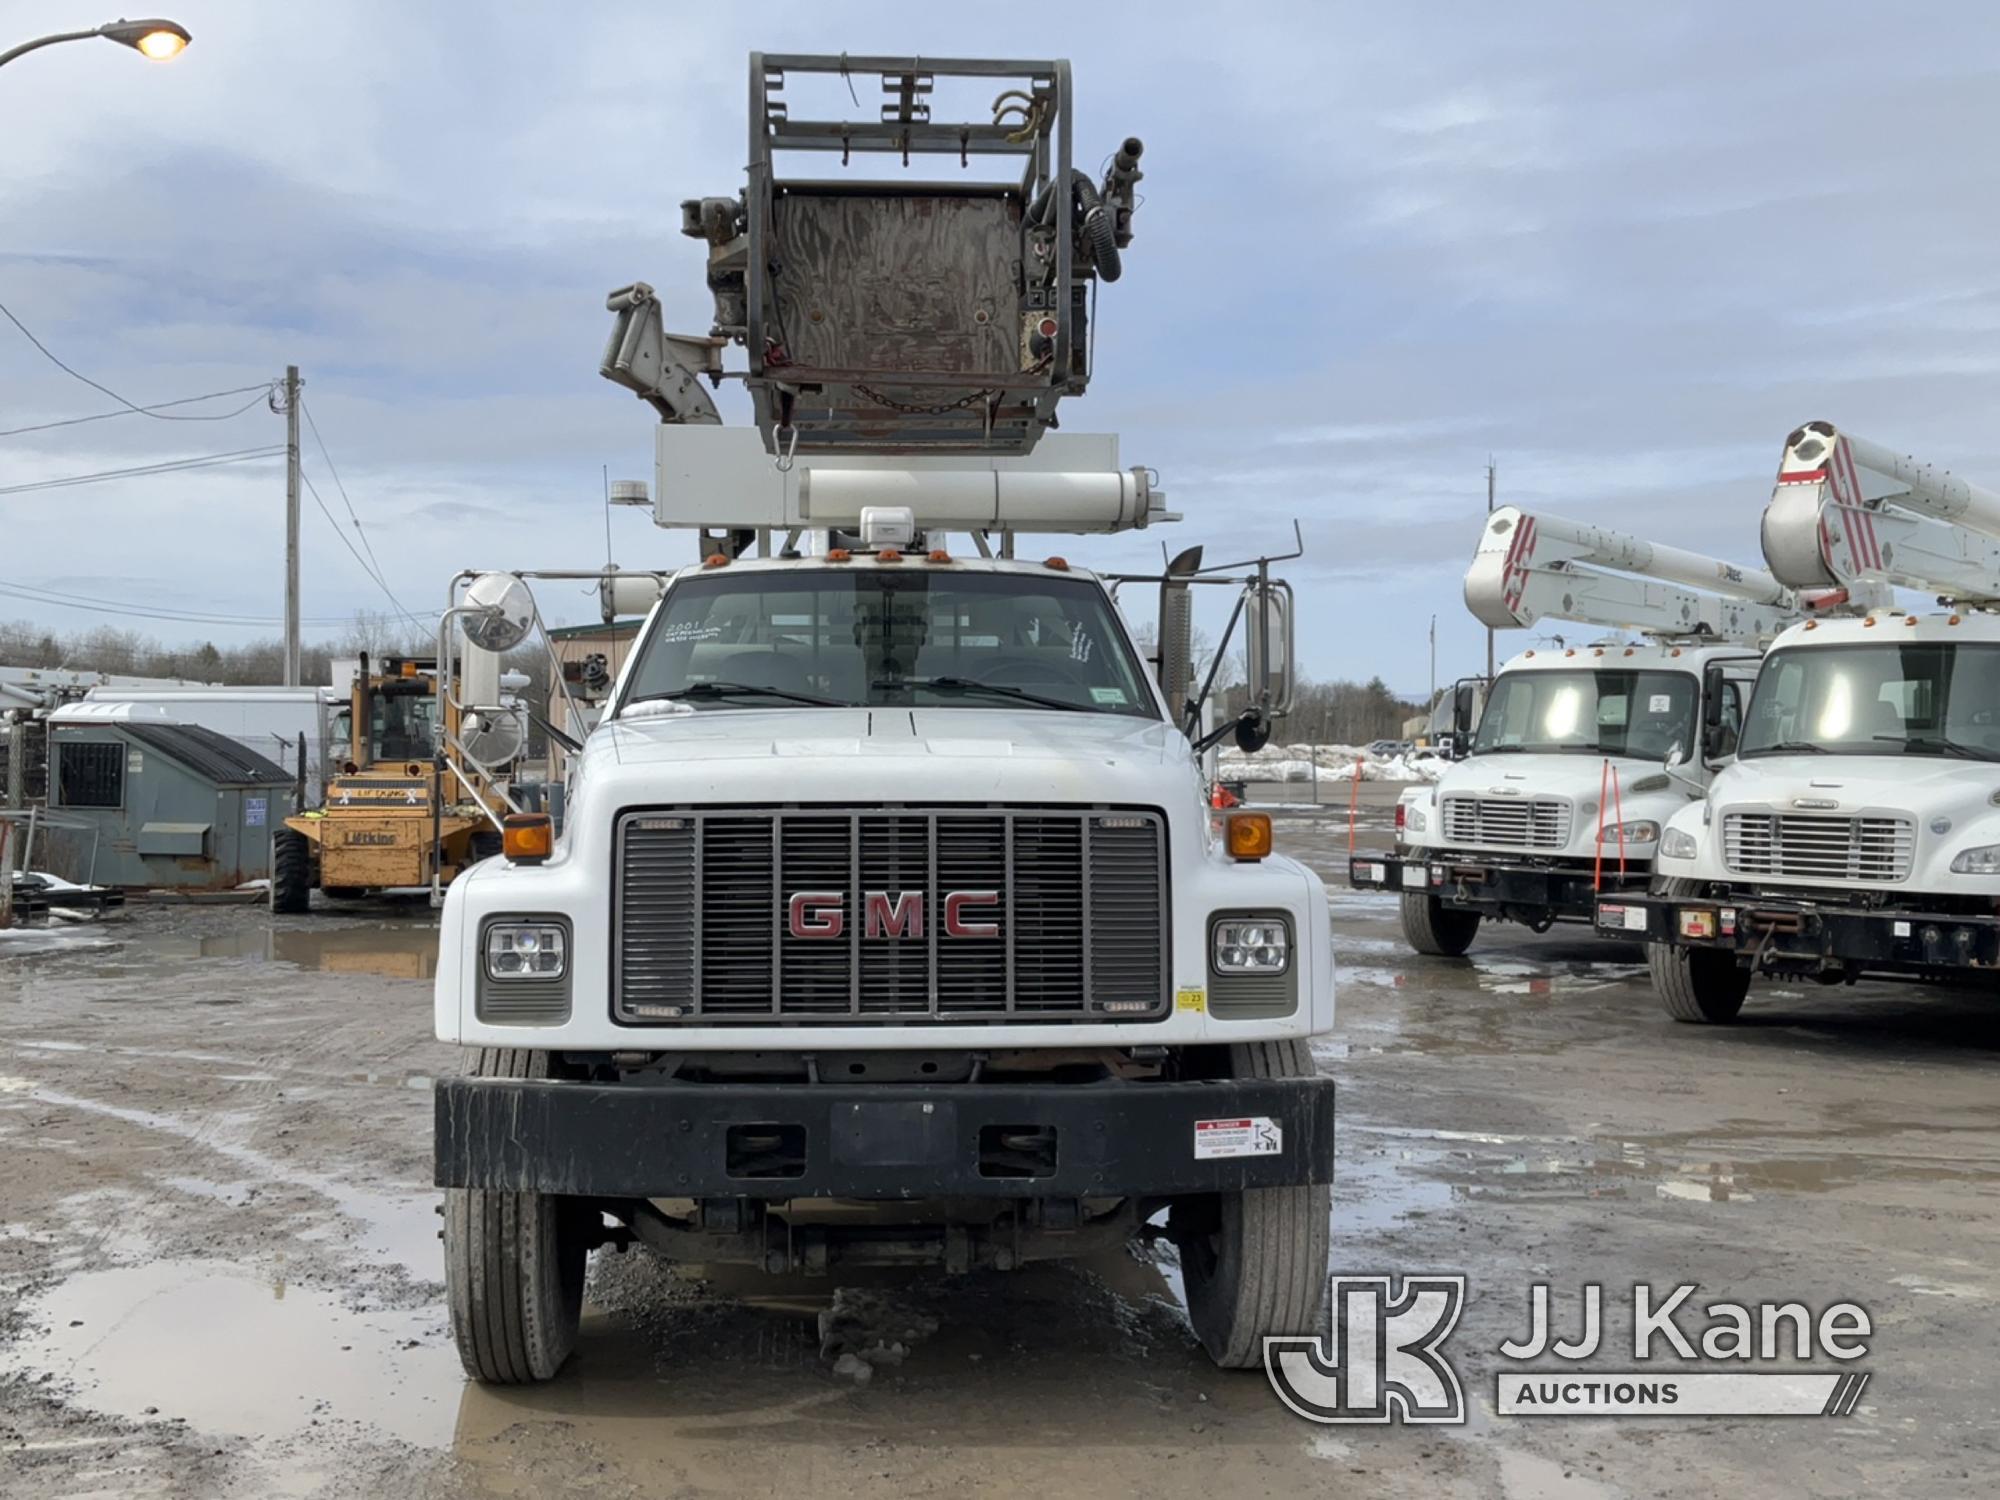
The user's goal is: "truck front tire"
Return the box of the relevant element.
[1650,942,1750,1024]
[1172,1040,1330,1368]
[270,829,311,915]
[1398,890,1480,957]
[445,1049,588,1383]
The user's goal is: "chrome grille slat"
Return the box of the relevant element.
[1441,795,1571,850]
[1723,812,1915,882]
[615,807,1167,1024]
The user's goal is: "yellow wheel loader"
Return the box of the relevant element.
[269,654,504,912]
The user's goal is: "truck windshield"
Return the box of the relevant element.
[620,569,1158,718]
[1740,642,2000,760]
[1472,669,1697,760]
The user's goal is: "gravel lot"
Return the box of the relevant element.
[2,811,1994,1497]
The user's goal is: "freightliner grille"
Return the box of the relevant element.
[1441,796,1571,850]
[613,807,1169,1024]
[1722,812,1915,883]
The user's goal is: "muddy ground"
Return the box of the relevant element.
[2,811,1995,1498]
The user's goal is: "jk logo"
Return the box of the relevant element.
[1264,1275,1467,1424]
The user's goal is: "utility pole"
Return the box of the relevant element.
[1485,460,1496,681]
[283,365,301,687]
[1429,613,1437,709]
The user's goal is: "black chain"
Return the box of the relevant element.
[852,383,995,416]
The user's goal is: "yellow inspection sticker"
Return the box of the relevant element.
[1176,986,1206,1013]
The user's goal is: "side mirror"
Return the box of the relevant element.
[1157,546,1201,728]
[1243,579,1296,718]
[1233,709,1272,754]
[1452,679,1480,736]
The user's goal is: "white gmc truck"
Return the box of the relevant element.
[429,52,1334,1385]
[431,545,1335,1381]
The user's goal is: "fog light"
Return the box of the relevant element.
[1213,918,1291,973]
[485,922,567,979]
[1677,909,1718,940]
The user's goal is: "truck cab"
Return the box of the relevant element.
[1356,640,1758,953]
[431,543,1337,1382]
[1602,611,2000,1017]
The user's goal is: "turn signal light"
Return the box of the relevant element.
[1226,812,1273,862]
[503,814,554,865]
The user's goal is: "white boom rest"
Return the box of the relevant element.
[1466,504,1802,641]
[646,426,1175,537]
[798,467,1168,534]
[1763,422,2000,605]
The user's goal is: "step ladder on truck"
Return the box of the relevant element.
[1352,503,1814,957]
[1597,423,2000,1022]
[425,53,1338,1386]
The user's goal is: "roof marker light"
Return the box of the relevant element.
[1045,556,1070,572]
[703,552,729,568]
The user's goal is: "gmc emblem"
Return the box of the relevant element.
[786,891,1001,940]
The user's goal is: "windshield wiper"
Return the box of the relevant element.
[1875,734,2000,762]
[628,681,850,710]
[1746,739,1828,755]
[873,675,1081,713]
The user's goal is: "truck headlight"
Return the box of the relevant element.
[1950,843,2000,875]
[485,921,568,978]
[1212,918,1291,974]
[1403,805,1427,833]
[1660,828,1699,860]
[1596,821,1661,845]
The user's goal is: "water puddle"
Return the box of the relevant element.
[3,1259,459,1447]
[129,923,440,981]
[1341,1122,2000,1212]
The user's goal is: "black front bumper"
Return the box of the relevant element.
[435,1074,1336,1200]
[1596,890,2000,974]
[1350,851,1648,920]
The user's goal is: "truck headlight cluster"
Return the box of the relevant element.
[1213,918,1290,974]
[1596,820,1661,845]
[485,922,568,979]
[1659,828,1699,860]
[1402,804,1428,834]
[1950,843,2000,875]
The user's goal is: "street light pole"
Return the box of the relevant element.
[1485,460,1497,681]
[0,18,191,72]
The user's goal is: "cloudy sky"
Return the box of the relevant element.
[5,2,2000,693]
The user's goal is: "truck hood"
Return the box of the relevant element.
[573,706,1198,811]
[1711,754,2000,821]
[1420,752,1672,802]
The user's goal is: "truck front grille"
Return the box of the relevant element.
[1722,812,1915,883]
[1441,795,1571,850]
[614,806,1168,1024]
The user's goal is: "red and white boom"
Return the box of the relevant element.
[1763,422,2000,605]
[1465,505,1801,642]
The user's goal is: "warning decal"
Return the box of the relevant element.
[1194,1116,1284,1160]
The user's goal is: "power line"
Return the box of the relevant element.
[297,469,423,625]
[0,299,271,424]
[0,578,353,628]
[0,446,285,497]
[0,383,275,440]
[298,398,396,600]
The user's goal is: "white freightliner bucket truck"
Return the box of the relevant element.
[1352,504,1812,955]
[428,54,1335,1384]
[1598,423,2000,1021]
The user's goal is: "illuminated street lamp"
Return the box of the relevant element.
[0,17,192,71]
